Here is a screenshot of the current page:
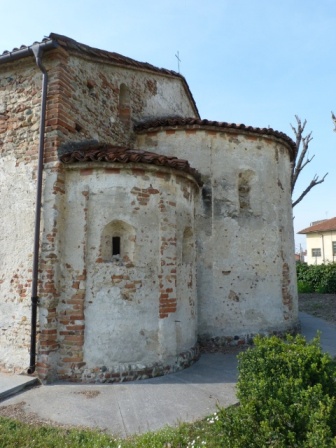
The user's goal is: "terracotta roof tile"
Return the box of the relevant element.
[135,117,296,160]
[0,38,51,57]
[298,217,336,234]
[59,143,202,185]
[1,34,178,76]
[49,33,178,76]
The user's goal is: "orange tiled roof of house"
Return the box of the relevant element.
[298,217,336,234]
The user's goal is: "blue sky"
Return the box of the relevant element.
[2,0,335,251]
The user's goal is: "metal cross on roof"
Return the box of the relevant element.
[175,51,181,73]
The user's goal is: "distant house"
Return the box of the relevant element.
[295,250,307,263]
[298,217,336,264]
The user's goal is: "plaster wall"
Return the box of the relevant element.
[0,52,197,376]
[0,60,45,372]
[1,49,197,164]
[305,232,336,265]
[0,155,35,371]
[51,163,198,382]
[42,50,197,152]
[0,43,298,380]
[136,128,298,341]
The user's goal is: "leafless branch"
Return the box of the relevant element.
[290,116,328,207]
[292,173,328,208]
[332,111,336,132]
[291,131,313,194]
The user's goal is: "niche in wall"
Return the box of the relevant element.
[238,169,255,213]
[101,220,135,263]
[118,83,131,124]
[182,226,194,264]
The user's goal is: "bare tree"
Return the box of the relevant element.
[331,111,336,132]
[290,115,328,208]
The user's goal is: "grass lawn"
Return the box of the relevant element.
[0,412,222,448]
[2,331,336,447]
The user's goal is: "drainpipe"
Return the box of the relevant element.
[0,39,57,375]
[27,44,53,374]
[321,234,325,264]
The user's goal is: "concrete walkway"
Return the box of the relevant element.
[299,311,336,356]
[0,311,335,437]
[0,375,38,401]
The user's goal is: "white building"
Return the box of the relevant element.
[298,217,336,265]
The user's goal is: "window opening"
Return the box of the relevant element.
[332,241,336,256]
[312,248,321,257]
[101,220,135,263]
[112,236,121,256]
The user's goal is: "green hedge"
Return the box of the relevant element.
[217,334,336,447]
[297,262,336,293]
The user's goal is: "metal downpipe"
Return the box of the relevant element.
[27,45,49,374]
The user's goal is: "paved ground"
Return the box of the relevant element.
[299,311,336,356]
[0,311,335,437]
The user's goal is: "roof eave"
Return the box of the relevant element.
[0,39,58,65]
[135,118,296,160]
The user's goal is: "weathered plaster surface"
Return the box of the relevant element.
[0,42,298,381]
[51,163,199,382]
[43,51,198,151]
[0,49,199,376]
[136,128,298,342]
[0,60,43,372]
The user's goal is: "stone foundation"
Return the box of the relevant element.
[54,344,200,384]
[198,321,301,352]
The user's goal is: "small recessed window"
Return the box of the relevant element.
[112,236,121,256]
[312,248,321,257]
[101,220,135,263]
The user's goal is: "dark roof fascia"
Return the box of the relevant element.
[0,39,58,65]
[135,117,296,160]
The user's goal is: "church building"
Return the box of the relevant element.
[0,34,298,382]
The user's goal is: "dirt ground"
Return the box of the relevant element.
[299,293,336,324]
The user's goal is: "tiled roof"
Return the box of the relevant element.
[50,33,179,77]
[298,217,336,234]
[0,38,51,57]
[135,117,296,160]
[0,33,199,118]
[59,143,202,185]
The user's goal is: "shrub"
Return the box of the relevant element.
[297,262,336,293]
[297,280,315,293]
[217,334,336,447]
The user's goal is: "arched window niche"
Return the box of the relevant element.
[118,83,131,123]
[101,220,135,263]
[238,169,255,212]
[182,227,194,264]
